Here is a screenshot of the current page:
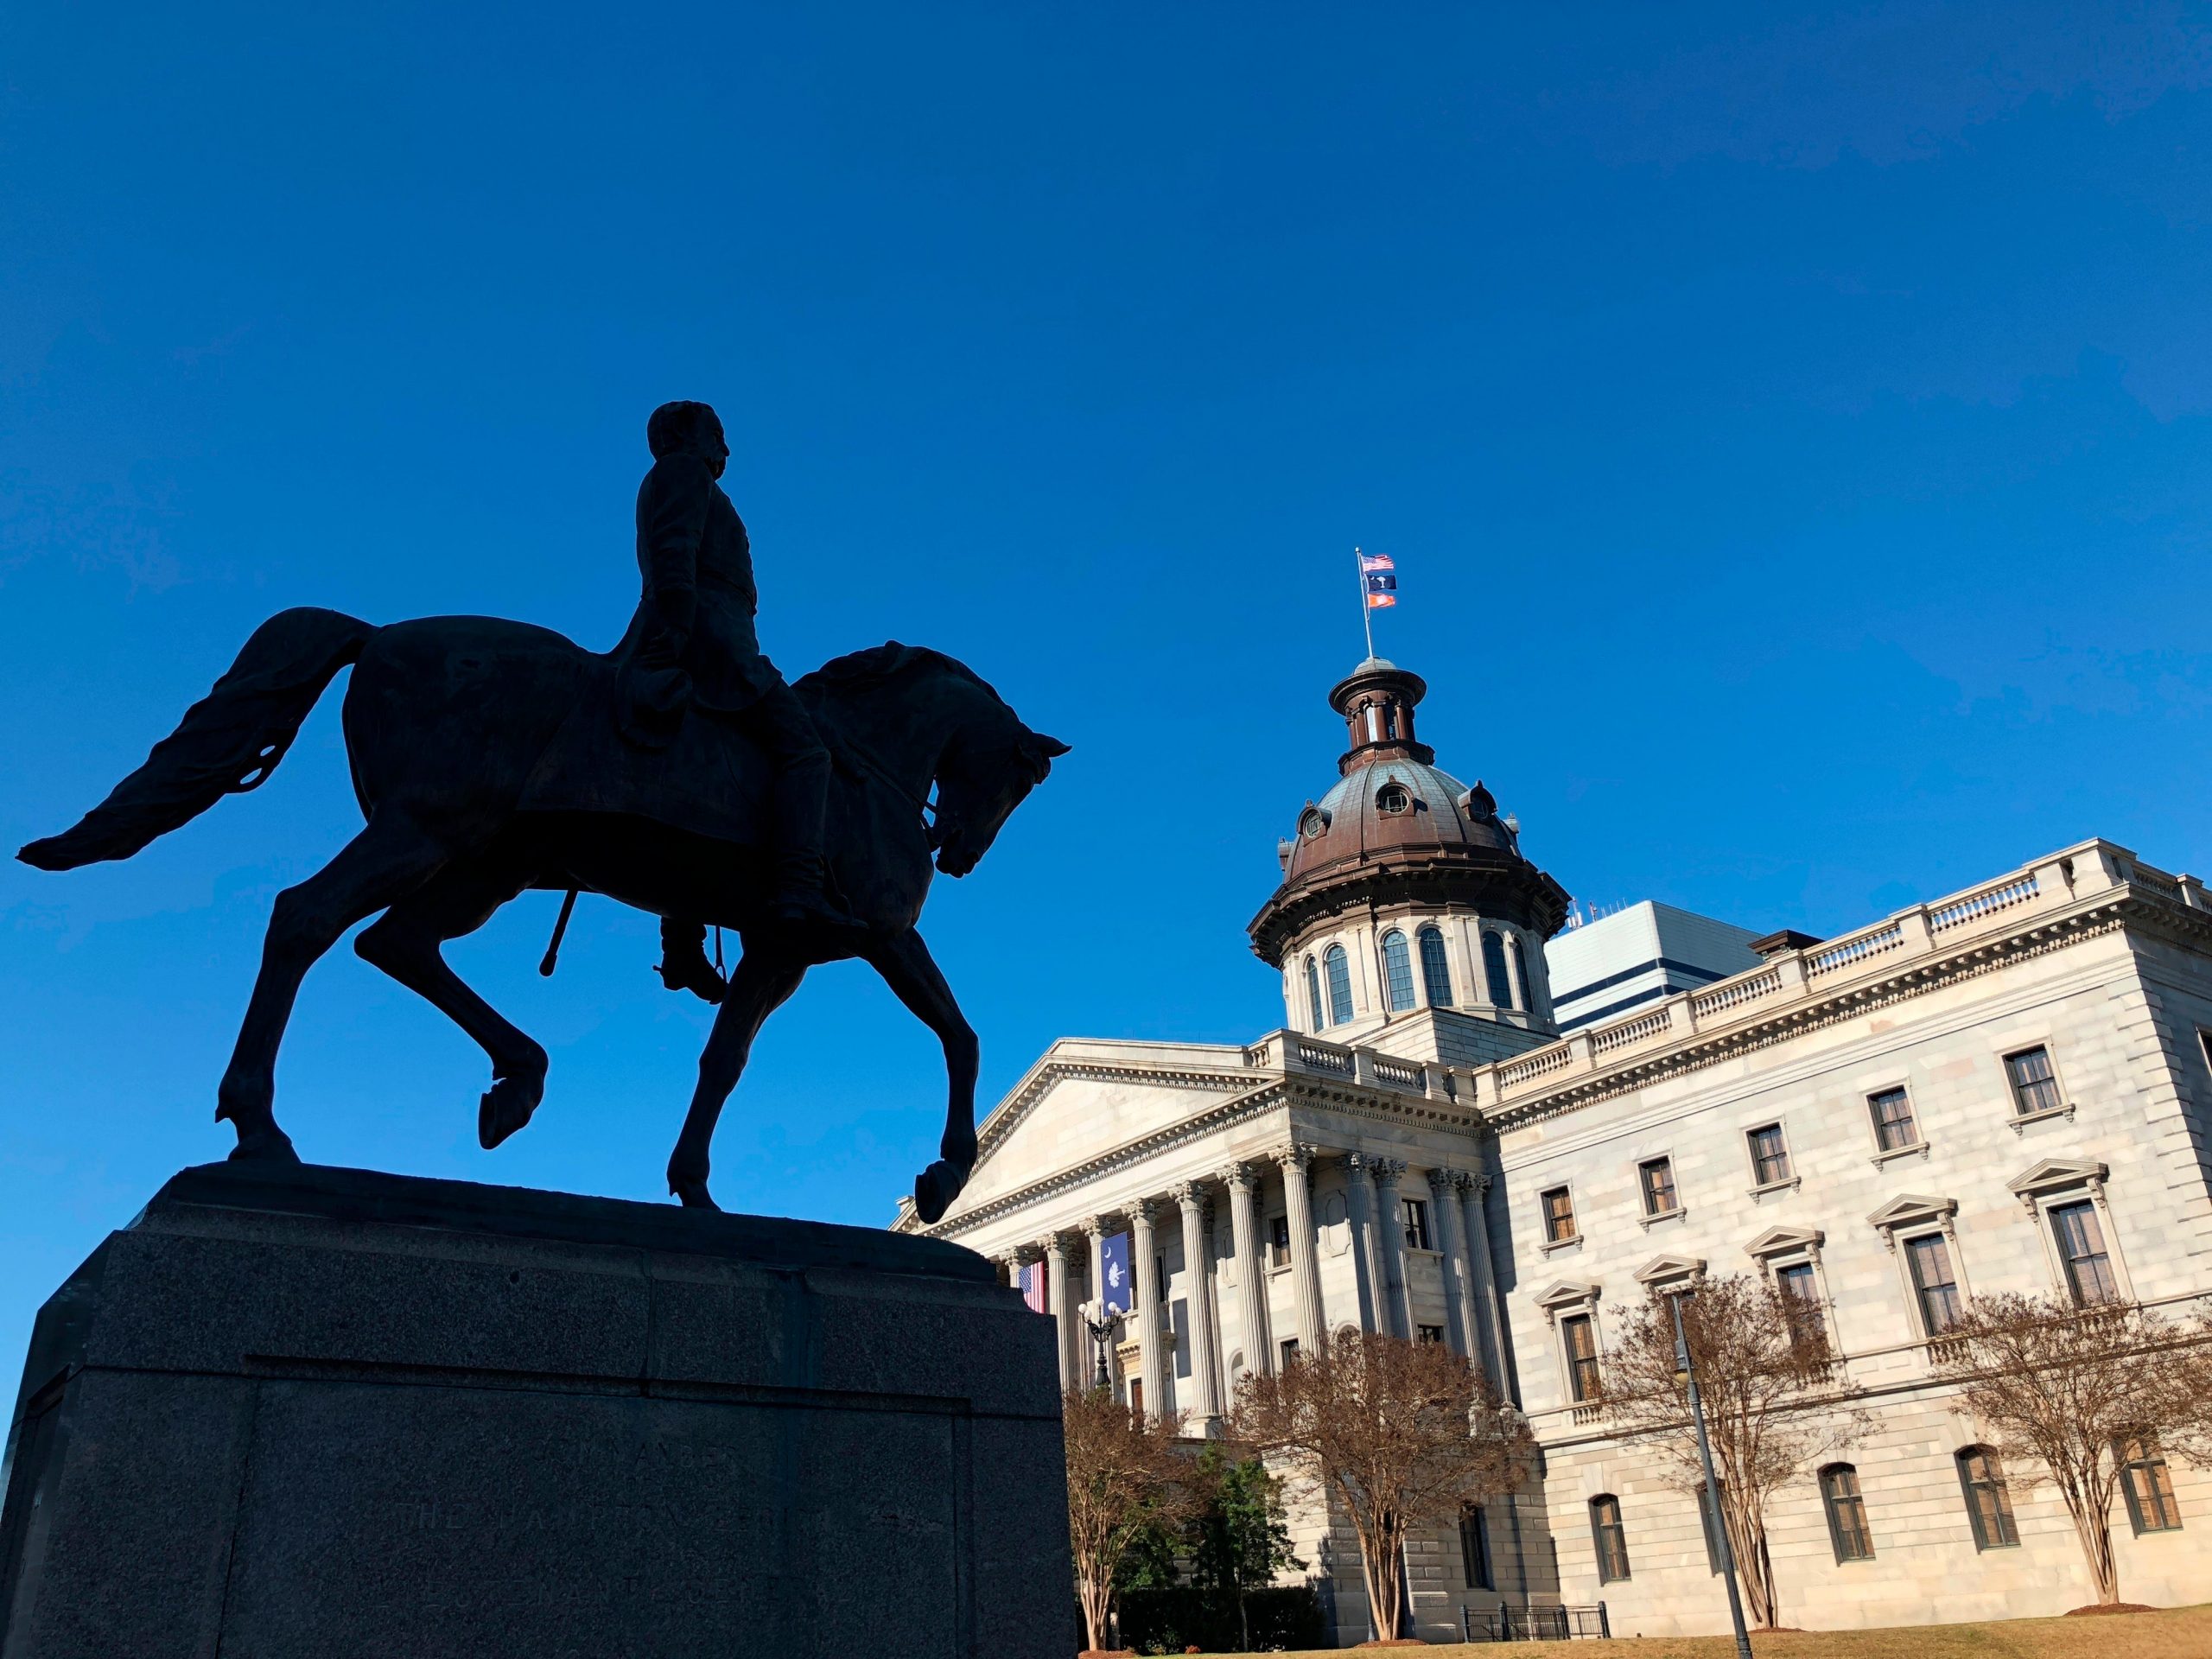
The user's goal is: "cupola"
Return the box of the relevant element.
[1249,655,1572,1047]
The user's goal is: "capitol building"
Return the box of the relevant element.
[894,655,2212,1642]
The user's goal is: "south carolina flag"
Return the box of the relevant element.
[1101,1231,1133,1314]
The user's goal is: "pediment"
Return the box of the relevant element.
[1534,1279,1602,1311]
[1633,1253,1707,1286]
[2006,1158,2107,1198]
[1745,1225,1824,1259]
[950,1046,1262,1215]
[1866,1192,1956,1232]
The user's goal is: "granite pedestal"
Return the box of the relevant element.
[0,1163,1076,1659]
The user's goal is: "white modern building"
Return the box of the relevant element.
[1545,901,1764,1033]
[896,654,2212,1642]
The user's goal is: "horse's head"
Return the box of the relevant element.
[932,715,1068,878]
[802,642,1069,879]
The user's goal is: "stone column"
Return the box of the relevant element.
[1457,1173,1510,1396]
[1132,1198,1169,1423]
[1225,1162,1273,1382]
[1047,1232,1079,1392]
[1427,1166,1471,1357]
[1371,1158,1411,1339]
[1173,1181,1224,1434]
[1342,1153,1381,1332]
[1277,1145,1327,1357]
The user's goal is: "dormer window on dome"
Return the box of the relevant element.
[1299,804,1332,840]
[1376,782,1413,816]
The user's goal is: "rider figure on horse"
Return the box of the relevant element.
[619,399,844,1000]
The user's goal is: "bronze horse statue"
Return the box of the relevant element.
[18,607,1066,1223]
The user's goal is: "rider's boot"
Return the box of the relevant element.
[657,918,727,1003]
[768,852,854,931]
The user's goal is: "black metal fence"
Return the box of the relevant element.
[1465,1602,1611,1641]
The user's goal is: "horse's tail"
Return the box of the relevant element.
[18,607,378,871]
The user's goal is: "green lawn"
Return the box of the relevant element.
[1180,1603,2212,1659]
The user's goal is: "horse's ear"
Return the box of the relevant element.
[1026,732,1071,760]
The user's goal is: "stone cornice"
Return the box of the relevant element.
[1487,902,2139,1133]
[1484,887,2202,1133]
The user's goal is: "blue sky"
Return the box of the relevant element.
[4,3,2210,1382]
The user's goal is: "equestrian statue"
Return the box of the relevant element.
[16,401,1066,1224]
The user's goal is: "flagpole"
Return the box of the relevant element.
[1356,546,1376,660]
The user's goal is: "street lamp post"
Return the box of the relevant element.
[1671,1291,1755,1659]
[1084,1310,1119,1390]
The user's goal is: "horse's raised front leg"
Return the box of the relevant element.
[666,944,807,1209]
[863,926,979,1226]
[353,855,546,1150]
[217,810,452,1162]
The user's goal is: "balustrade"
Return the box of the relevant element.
[1929,873,2037,931]
[1806,919,1904,977]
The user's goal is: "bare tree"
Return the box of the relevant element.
[1934,1293,2210,1608]
[1230,1330,1530,1643]
[1062,1387,1193,1654]
[1600,1275,1867,1630]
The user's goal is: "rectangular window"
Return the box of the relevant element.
[1638,1157,1678,1216]
[1957,1448,2019,1550]
[1278,1337,1300,1368]
[1541,1186,1576,1244]
[1562,1313,1601,1402]
[2005,1046,2063,1116]
[1590,1495,1630,1582]
[1907,1233,1963,1335]
[1155,1253,1170,1304]
[1868,1087,1919,1151]
[2120,1437,2183,1533]
[1402,1198,1433,1251]
[1171,1298,1192,1379]
[2050,1201,2118,1306]
[1747,1124,1792,1185]
[1418,1324,1445,1344]
[1459,1503,1493,1590]
[1268,1214,1292,1269]
[1821,1465,1875,1561]
[1777,1262,1826,1344]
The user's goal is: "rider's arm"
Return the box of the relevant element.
[638,453,715,646]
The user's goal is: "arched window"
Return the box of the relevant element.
[1508,935,1533,1012]
[1956,1446,2018,1549]
[1418,925,1453,1007]
[1304,957,1324,1031]
[1380,930,1415,1011]
[1324,944,1354,1026]
[1481,931,1515,1009]
[1819,1464,1875,1562]
[1589,1495,1630,1583]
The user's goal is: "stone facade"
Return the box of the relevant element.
[896,653,2212,1642]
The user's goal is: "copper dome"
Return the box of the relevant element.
[1248,658,1570,966]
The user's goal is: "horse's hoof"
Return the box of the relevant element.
[226,1125,302,1165]
[913,1159,967,1225]
[670,1179,721,1211]
[478,1070,544,1150]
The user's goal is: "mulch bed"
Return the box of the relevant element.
[2065,1603,2158,1615]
